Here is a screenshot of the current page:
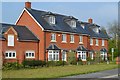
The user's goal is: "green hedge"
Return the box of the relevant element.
[47,61,67,66]
[3,62,23,70]
[22,60,46,67]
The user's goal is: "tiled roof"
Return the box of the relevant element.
[47,44,61,50]
[26,8,88,35]
[76,46,87,51]
[26,8,109,39]
[100,48,107,52]
[0,23,39,42]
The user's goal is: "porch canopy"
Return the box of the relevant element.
[100,48,107,52]
[47,44,61,50]
[76,46,88,51]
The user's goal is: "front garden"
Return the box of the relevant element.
[2,62,117,78]
[2,58,118,79]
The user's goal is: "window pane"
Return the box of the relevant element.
[9,53,11,57]
[13,53,15,57]
[26,53,28,57]
[49,54,52,61]
[80,36,83,42]
[51,33,56,41]
[56,54,58,60]
[49,51,52,53]
[5,53,8,57]
[8,35,14,46]
[53,54,55,60]
[32,53,34,57]
[70,35,74,42]
[29,53,31,57]
[62,34,66,42]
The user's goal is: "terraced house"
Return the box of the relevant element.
[0,2,109,64]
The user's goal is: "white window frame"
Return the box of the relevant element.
[70,35,74,43]
[70,20,76,27]
[102,39,104,46]
[48,50,59,61]
[93,27,99,33]
[62,51,67,61]
[5,51,16,59]
[101,52,107,60]
[77,51,86,61]
[25,51,35,58]
[79,35,83,44]
[51,33,56,42]
[89,52,94,60]
[62,34,67,43]
[81,24,85,29]
[90,38,93,45]
[49,16,55,24]
[95,39,99,46]
[8,34,14,46]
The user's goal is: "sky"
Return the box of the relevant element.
[1,2,118,30]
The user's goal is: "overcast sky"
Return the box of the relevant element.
[2,2,118,30]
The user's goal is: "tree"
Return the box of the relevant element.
[107,20,119,59]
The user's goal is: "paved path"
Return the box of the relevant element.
[63,68,119,78]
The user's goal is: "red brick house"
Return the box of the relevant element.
[0,23,39,63]
[1,2,109,64]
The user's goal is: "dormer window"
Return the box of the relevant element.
[70,20,76,27]
[81,24,85,29]
[93,27,99,33]
[49,16,55,24]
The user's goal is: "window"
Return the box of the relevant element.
[26,51,35,58]
[5,51,16,58]
[81,24,85,29]
[62,51,67,61]
[90,38,93,45]
[93,27,99,33]
[51,33,56,42]
[77,51,86,61]
[79,35,83,43]
[62,34,66,42]
[49,16,55,24]
[70,35,74,43]
[95,39,99,46]
[48,50,59,61]
[102,39,104,46]
[70,20,76,27]
[8,35,14,46]
[90,52,93,60]
[101,52,107,60]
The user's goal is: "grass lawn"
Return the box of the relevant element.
[2,63,118,78]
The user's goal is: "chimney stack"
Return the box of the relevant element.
[88,18,93,24]
[25,2,31,8]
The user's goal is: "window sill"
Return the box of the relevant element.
[79,42,83,44]
[5,58,16,59]
[70,42,74,43]
[51,40,56,42]
[26,57,35,59]
[82,59,86,61]
[61,41,67,43]
[95,44,99,46]
[90,44,93,46]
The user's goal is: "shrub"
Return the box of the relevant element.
[3,62,23,70]
[46,61,67,66]
[22,60,46,68]
[70,60,77,65]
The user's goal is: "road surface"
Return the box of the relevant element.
[64,68,119,78]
